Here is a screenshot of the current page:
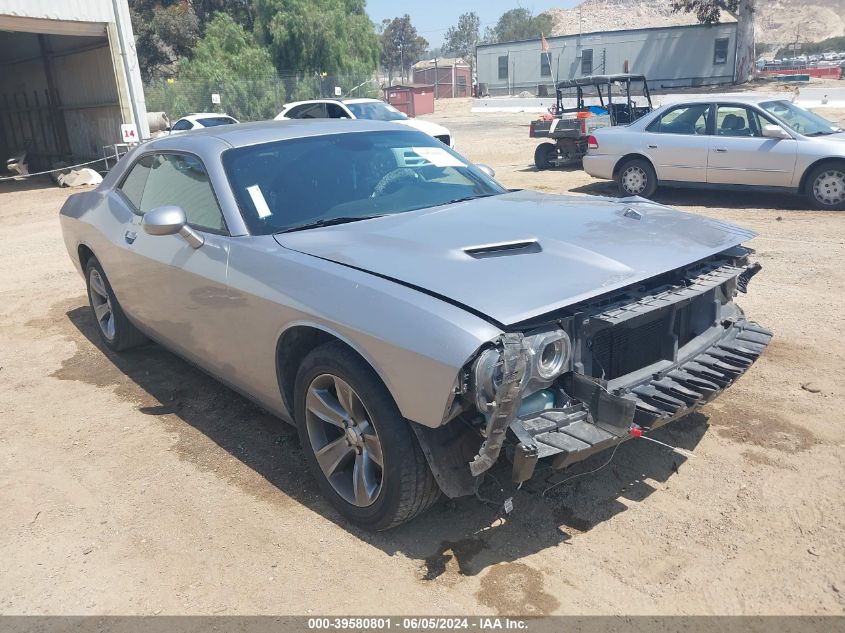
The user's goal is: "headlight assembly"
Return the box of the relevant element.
[473,347,503,412]
[531,330,571,380]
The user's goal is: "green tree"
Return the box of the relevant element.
[443,12,480,81]
[193,0,254,32]
[254,0,380,76]
[151,13,282,121]
[483,8,554,45]
[671,0,756,82]
[129,0,200,80]
[380,15,428,84]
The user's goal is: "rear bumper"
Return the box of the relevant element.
[509,317,772,483]
[582,154,616,180]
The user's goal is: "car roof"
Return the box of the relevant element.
[342,98,382,104]
[142,119,413,151]
[556,73,647,88]
[658,94,786,106]
[184,112,233,118]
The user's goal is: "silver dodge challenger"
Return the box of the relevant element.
[60,120,772,529]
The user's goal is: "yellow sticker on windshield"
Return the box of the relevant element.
[410,147,465,168]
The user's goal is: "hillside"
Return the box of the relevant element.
[546,0,845,54]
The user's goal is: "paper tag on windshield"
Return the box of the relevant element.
[410,146,465,168]
[246,184,272,218]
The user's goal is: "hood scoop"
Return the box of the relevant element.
[463,239,541,259]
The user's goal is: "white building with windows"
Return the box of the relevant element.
[476,23,738,96]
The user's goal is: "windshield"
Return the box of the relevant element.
[345,101,408,121]
[223,130,506,234]
[759,100,842,136]
[197,116,236,127]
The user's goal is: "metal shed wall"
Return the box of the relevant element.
[477,23,738,95]
[0,0,148,166]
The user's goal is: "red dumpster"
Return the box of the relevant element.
[384,84,434,117]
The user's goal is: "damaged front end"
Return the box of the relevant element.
[444,246,772,491]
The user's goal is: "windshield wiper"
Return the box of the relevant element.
[431,193,501,208]
[804,130,839,137]
[276,215,385,234]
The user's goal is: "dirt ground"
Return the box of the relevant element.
[1,99,844,616]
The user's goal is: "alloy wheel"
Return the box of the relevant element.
[622,165,647,195]
[88,268,115,341]
[813,169,845,206]
[304,374,384,507]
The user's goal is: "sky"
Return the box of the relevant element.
[365,0,581,48]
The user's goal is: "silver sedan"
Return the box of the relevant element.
[60,119,771,529]
[583,96,845,209]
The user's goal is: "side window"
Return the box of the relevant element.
[119,154,154,209]
[291,103,326,119]
[581,49,593,75]
[646,104,711,135]
[716,105,770,137]
[139,153,226,232]
[171,119,193,131]
[714,38,729,65]
[498,56,508,80]
[540,54,551,77]
[325,103,349,119]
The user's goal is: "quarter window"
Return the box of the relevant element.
[498,56,508,80]
[286,103,326,119]
[171,119,193,131]
[540,54,551,77]
[646,103,711,135]
[581,49,593,75]
[714,38,729,65]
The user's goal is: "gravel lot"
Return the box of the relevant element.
[1,100,843,616]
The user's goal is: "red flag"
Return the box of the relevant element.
[541,33,550,53]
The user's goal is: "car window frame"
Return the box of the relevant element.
[116,149,230,237]
[715,103,781,138]
[171,119,194,131]
[286,102,328,119]
[646,102,714,136]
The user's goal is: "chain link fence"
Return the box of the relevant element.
[144,72,383,123]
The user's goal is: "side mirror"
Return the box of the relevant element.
[477,164,496,178]
[762,124,790,139]
[142,205,204,249]
[164,126,171,132]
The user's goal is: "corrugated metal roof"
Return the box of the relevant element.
[0,0,116,24]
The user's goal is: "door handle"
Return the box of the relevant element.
[124,230,137,244]
[647,144,658,149]
[714,148,728,153]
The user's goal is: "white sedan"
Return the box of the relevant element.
[168,113,239,133]
[275,98,454,147]
[583,96,845,210]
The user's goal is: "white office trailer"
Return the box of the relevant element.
[0,0,148,168]
[476,23,739,96]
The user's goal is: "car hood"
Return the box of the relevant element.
[395,118,451,139]
[274,191,756,326]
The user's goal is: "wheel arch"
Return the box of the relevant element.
[77,243,95,270]
[612,152,656,179]
[798,156,845,193]
[275,322,398,420]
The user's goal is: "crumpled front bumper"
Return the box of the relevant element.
[507,318,773,483]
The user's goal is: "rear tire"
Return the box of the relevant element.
[84,256,147,352]
[805,162,845,210]
[294,341,440,530]
[616,157,658,198]
[534,142,557,170]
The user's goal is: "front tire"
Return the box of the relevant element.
[805,162,845,210]
[84,256,147,352]
[616,157,657,198]
[294,341,440,530]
